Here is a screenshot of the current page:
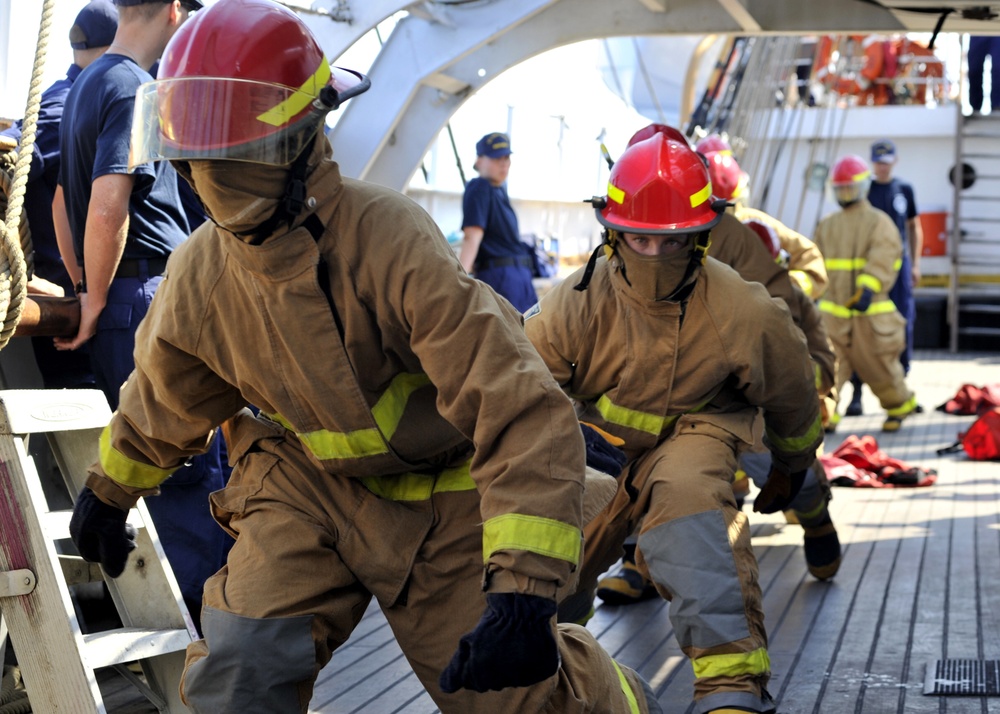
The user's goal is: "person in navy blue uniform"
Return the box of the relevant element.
[0,0,118,389]
[459,132,538,313]
[845,139,923,416]
[968,36,1000,115]
[52,0,227,634]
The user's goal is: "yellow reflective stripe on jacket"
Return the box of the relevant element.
[818,299,897,319]
[611,660,641,714]
[825,257,867,271]
[692,646,771,680]
[99,425,177,490]
[597,394,673,436]
[766,414,823,454]
[894,257,902,271]
[856,273,882,293]
[267,372,431,460]
[596,387,721,437]
[482,513,581,566]
[361,460,475,501]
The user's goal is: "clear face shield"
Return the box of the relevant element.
[129,63,369,170]
[832,180,867,207]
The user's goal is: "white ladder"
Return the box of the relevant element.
[0,389,196,712]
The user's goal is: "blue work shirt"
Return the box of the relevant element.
[1,64,79,289]
[462,177,525,264]
[868,178,917,257]
[58,53,188,266]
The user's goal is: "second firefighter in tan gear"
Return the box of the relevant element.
[66,3,660,713]
[526,131,823,714]
[815,154,917,433]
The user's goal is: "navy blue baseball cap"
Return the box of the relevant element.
[871,139,897,163]
[69,0,118,50]
[476,132,512,158]
[113,0,204,10]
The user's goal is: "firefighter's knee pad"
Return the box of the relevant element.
[182,607,316,713]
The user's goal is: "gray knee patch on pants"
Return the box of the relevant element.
[184,607,315,713]
[638,510,750,649]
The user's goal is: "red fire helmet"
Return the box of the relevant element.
[597,133,723,235]
[129,0,369,169]
[704,150,748,201]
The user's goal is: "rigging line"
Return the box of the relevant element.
[631,37,667,124]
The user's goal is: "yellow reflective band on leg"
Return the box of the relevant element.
[691,647,771,681]
[795,495,828,521]
[361,461,475,501]
[887,394,918,417]
[611,660,641,714]
[482,513,581,566]
[766,414,823,454]
[99,425,177,490]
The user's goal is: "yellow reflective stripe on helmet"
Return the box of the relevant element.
[690,182,711,207]
[692,647,771,680]
[267,372,430,460]
[818,299,897,318]
[856,273,882,293]
[99,425,177,490]
[361,460,475,501]
[607,181,625,205]
[766,413,823,454]
[887,394,918,417]
[482,513,581,566]
[825,257,867,271]
[371,372,431,440]
[611,660,641,714]
[597,394,673,436]
[256,56,332,127]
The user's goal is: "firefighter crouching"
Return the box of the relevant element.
[66,1,661,712]
[525,132,823,714]
[814,155,917,433]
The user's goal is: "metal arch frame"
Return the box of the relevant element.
[322,0,904,191]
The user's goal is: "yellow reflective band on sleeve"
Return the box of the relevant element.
[256,57,332,127]
[766,414,823,454]
[607,181,625,205]
[361,460,475,501]
[814,362,823,390]
[597,394,673,436]
[267,372,431,461]
[692,647,771,681]
[824,257,867,271]
[371,373,431,440]
[482,513,581,566]
[894,258,903,271]
[611,660,641,714]
[789,269,814,297]
[856,273,882,292]
[99,425,177,490]
[818,299,898,318]
[689,182,712,207]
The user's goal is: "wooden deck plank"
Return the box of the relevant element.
[15,349,1000,713]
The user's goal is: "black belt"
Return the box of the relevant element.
[114,257,169,280]
[475,255,533,271]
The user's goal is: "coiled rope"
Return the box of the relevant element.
[0,0,55,350]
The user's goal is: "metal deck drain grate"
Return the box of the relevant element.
[924,659,1000,695]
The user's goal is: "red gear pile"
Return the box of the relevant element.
[820,435,937,487]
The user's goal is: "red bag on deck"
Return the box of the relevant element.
[937,383,1000,416]
[937,407,1000,461]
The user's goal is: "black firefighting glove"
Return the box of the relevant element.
[846,286,874,312]
[753,463,807,514]
[581,421,627,478]
[69,486,137,578]
[440,592,559,693]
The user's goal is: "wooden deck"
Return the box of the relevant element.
[85,349,1000,712]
